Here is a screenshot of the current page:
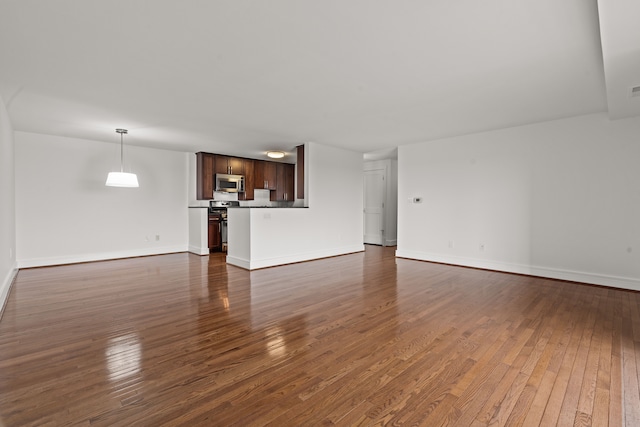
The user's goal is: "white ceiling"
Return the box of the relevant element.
[0,0,638,159]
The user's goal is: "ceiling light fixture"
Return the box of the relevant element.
[105,129,139,187]
[267,151,285,159]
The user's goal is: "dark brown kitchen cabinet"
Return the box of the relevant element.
[273,163,295,201]
[265,162,277,190]
[196,152,215,200]
[208,214,222,252]
[284,163,294,201]
[239,159,255,200]
[197,151,295,201]
[254,160,277,190]
[215,155,244,176]
[296,144,304,199]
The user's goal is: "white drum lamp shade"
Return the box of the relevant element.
[106,128,139,188]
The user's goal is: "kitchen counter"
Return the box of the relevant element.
[189,205,307,209]
[228,206,308,209]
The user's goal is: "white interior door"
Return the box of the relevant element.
[364,169,385,245]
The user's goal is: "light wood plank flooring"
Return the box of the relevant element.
[1,246,639,426]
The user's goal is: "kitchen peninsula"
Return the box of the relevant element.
[189,145,307,256]
[189,142,365,270]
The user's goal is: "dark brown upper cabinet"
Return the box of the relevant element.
[273,163,294,201]
[239,159,255,201]
[215,155,244,176]
[197,152,296,201]
[296,144,304,199]
[196,152,215,200]
[254,160,277,190]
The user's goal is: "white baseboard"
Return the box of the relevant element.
[1,264,18,319]
[188,245,209,256]
[229,244,365,270]
[226,255,250,270]
[395,249,640,291]
[17,245,189,268]
[384,239,397,247]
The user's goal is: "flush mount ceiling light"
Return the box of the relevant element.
[266,151,285,159]
[105,129,139,187]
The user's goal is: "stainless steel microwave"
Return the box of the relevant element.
[215,173,245,193]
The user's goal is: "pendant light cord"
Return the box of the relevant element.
[120,131,124,173]
[116,128,128,173]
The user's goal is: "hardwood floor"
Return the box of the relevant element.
[1,246,639,426]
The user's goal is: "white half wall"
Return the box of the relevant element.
[397,112,640,290]
[15,132,189,267]
[0,94,17,315]
[227,142,364,270]
[188,207,209,255]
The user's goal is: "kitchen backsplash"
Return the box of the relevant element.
[211,189,294,207]
[213,191,239,201]
[239,189,294,207]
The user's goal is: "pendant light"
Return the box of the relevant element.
[105,128,139,187]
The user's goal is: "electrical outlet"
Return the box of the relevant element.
[479,244,485,252]
[155,235,160,241]
[448,240,454,249]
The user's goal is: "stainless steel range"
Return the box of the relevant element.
[209,201,238,250]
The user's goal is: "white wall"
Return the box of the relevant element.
[15,132,189,267]
[397,112,640,290]
[0,94,17,315]
[227,142,364,269]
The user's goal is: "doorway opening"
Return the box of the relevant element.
[363,158,397,246]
